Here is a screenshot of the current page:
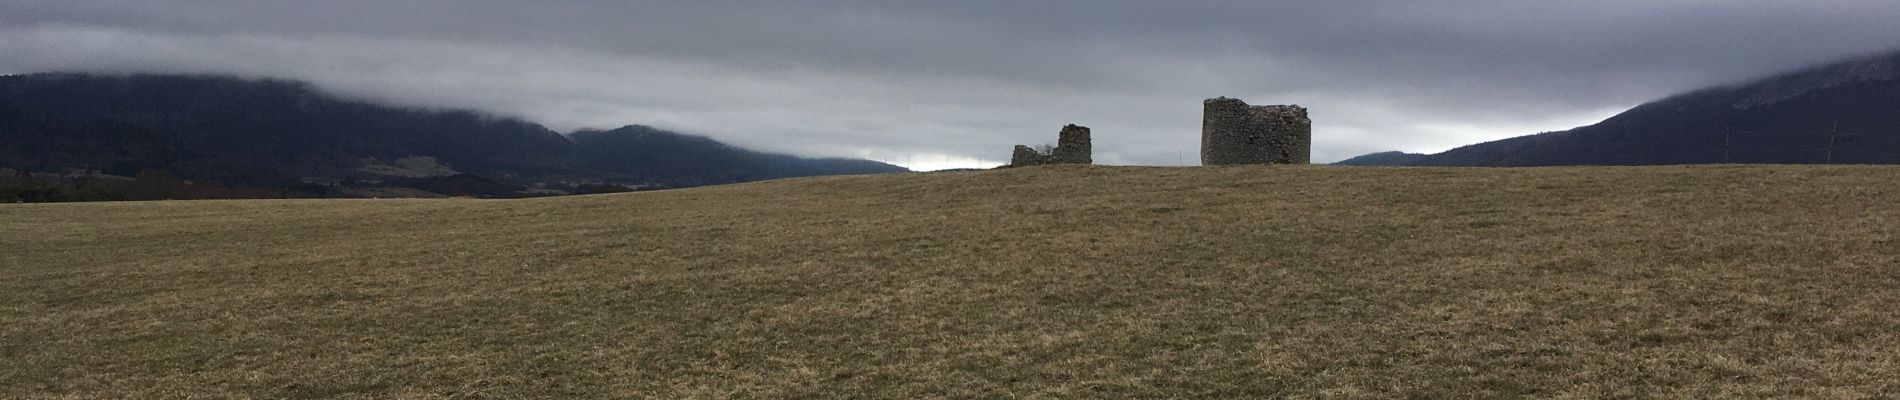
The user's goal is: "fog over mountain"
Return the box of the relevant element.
[5,1,1900,169]
[0,73,907,201]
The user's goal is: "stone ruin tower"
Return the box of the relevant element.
[1201,97,1311,165]
[1008,124,1093,167]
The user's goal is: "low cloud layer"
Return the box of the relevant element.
[6,1,1900,169]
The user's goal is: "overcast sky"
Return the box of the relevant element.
[5,1,1899,169]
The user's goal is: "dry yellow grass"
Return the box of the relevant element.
[3,165,1899,398]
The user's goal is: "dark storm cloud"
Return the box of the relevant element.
[5,1,1900,168]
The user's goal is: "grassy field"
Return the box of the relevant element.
[4,165,1899,398]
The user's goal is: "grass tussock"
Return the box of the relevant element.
[4,165,1899,398]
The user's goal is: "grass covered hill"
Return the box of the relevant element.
[4,165,1899,398]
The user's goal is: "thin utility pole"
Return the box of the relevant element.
[1724,131,1732,163]
[1827,120,1839,164]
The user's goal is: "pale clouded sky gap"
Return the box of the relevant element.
[4,1,1898,169]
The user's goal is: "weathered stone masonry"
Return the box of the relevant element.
[1008,124,1093,167]
[1201,97,1311,165]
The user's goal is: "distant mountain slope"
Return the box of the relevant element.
[0,73,906,198]
[1333,151,1429,166]
[0,74,574,185]
[1354,49,1900,167]
[572,125,907,188]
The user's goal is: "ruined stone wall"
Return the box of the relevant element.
[1010,145,1047,167]
[1050,125,1092,164]
[1201,98,1311,165]
[1006,124,1094,167]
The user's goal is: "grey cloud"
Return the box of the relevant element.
[4,1,1899,168]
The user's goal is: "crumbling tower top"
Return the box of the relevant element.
[1007,124,1094,167]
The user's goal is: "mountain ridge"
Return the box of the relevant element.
[1341,49,1900,167]
[0,73,907,200]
